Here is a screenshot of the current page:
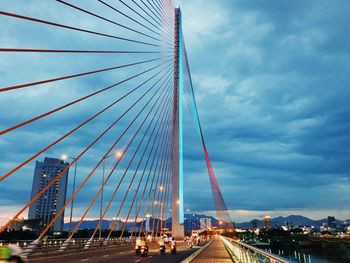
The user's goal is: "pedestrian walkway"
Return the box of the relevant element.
[191,238,233,263]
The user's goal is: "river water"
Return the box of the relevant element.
[268,247,350,263]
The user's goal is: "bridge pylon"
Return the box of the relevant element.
[171,7,184,239]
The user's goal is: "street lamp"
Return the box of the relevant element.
[158,186,164,231]
[99,150,122,240]
[186,208,192,233]
[159,202,163,235]
[61,154,77,236]
[153,201,163,236]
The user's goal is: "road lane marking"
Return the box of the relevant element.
[29,245,132,261]
[102,254,109,257]
[135,260,141,262]
[81,259,90,262]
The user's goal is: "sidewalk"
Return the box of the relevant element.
[191,238,233,263]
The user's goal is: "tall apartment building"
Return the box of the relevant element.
[28,157,69,232]
[200,218,212,230]
[109,218,123,231]
[263,215,272,230]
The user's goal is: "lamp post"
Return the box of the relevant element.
[160,202,164,235]
[186,208,192,233]
[153,200,163,237]
[99,150,122,240]
[61,154,77,236]
[158,186,164,234]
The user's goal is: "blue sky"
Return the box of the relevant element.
[0,0,350,226]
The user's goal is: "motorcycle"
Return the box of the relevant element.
[0,247,26,263]
[170,243,176,254]
[140,245,148,257]
[135,245,141,255]
[135,245,148,256]
[159,244,166,255]
[187,241,193,248]
[0,245,26,263]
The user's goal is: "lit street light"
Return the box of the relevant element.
[99,150,122,240]
[61,154,77,235]
[159,202,163,235]
[186,208,192,233]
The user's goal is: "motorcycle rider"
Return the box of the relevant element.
[158,237,166,254]
[0,244,25,263]
[170,239,176,254]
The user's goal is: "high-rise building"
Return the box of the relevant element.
[28,157,69,232]
[200,218,212,230]
[109,218,123,231]
[145,214,151,232]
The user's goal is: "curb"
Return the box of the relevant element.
[180,239,213,263]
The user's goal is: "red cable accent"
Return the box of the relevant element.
[40,68,173,238]
[56,0,164,44]
[0,57,162,92]
[118,94,172,238]
[0,59,172,138]
[0,11,163,47]
[103,77,172,239]
[0,61,173,183]
[0,48,164,53]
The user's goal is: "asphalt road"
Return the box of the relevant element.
[28,244,199,263]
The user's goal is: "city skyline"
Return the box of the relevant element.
[1,0,350,227]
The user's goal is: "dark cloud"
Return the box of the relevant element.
[180,0,350,220]
[1,0,349,224]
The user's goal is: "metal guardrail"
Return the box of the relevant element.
[0,237,134,248]
[221,236,289,263]
[0,237,135,256]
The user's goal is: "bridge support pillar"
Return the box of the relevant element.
[172,7,184,240]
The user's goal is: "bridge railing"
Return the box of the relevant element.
[0,237,135,255]
[221,236,289,263]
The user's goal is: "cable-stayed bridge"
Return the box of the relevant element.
[0,1,288,262]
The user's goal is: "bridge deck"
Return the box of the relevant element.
[191,238,233,263]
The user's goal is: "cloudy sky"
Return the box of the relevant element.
[0,0,350,227]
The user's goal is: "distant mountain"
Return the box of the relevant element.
[63,215,350,231]
[62,213,218,231]
[235,215,350,229]
[63,218,161,231]
[63,219,111,230]
[273,215,315,226]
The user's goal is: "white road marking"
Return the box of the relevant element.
[81,259,89,262]
[135,260,141,262]
[119,251,125,254]
[102,254,109,257]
